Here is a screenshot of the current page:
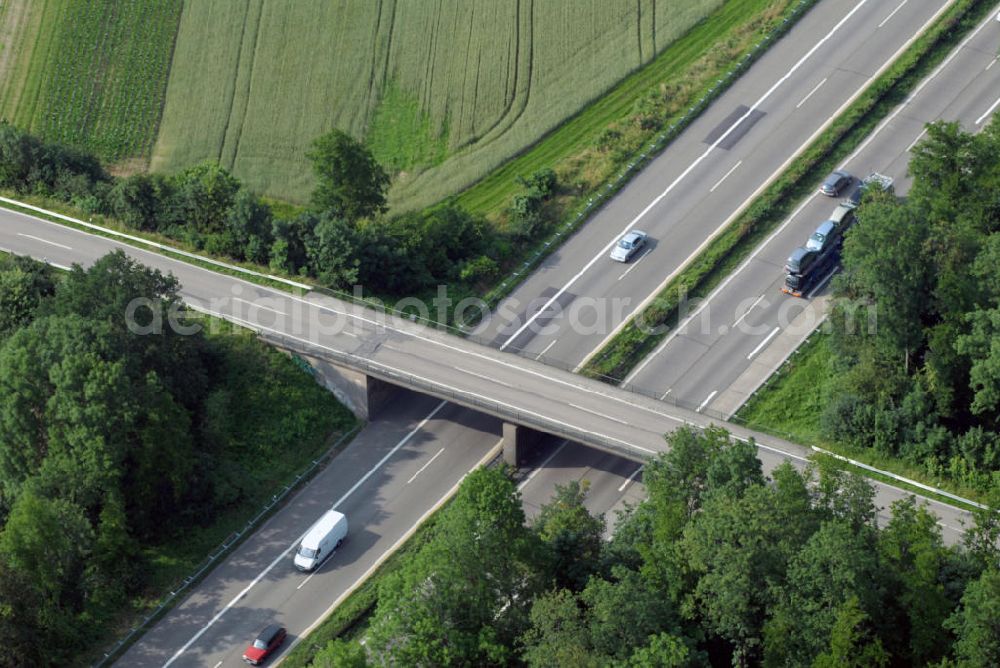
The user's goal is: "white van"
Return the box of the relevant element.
[294,510,348,572]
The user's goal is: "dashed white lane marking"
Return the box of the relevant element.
[232,296,287,316]
[297,569,319,591]
[17,232,71,250]
[618,248,652,281]
[407,447,446,484]
[795,78,827,109]
[747,326,781,360]
[975,94,1000,125]
[618,465,644,492]
[162,401,449,667]
[987,57,997,71]
[569,403,629,425]
[807,268,837,299]
[519,440,570,491]
[456,366,512,388]
[733,293,766,328]
[710,160,743,192]
[696,390,718,413]
[906,127,928,152]
[535,339,557,360]
[878,0,908,28]
[660,388,672,401]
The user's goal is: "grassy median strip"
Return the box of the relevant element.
[583,0,994,383]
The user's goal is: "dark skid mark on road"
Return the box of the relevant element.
[490,287,579,351]
[704,105,767,150]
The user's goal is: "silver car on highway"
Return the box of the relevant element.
[610,230,648,262]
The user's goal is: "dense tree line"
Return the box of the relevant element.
[309,427,1000,667]
[0,123,504,297]
[0,251,347,665]
[825,121,1000,492]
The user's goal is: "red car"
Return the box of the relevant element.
[242,624,286,665]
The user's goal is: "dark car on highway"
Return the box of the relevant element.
[819,170,852,196]
[243,625,286,665]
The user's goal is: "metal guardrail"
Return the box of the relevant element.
[92,423,361,667]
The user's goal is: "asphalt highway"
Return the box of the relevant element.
[626,8,1000,414]
[0,209,975,668]
[0,2,989,666]
[477,0,959,369]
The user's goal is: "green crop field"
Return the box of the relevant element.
[0,0,182,165]
[151,0,723,209]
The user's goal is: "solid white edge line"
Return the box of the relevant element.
[0,0,963,438]
[188,279,678,438]
[407,447,446,484]
[189,303,664,450]
[503,0,873,353]
[747,326,781,360]
[284,437,507,660]
[162,400,449,667]
[623,191,815,385]
[582,0,959,375]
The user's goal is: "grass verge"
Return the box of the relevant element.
[583,0,994,383]
[735,331,988,509]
